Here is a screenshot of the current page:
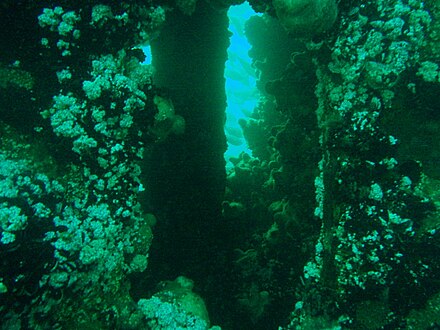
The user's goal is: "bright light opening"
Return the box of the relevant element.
[224,2,260,171]
[141,45,153,65]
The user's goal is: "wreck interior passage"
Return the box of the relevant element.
[2,0,440,329]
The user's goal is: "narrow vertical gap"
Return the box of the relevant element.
[224,3,260,171]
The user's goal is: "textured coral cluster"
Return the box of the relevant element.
[223,0,440,328]
[0,1,165,328]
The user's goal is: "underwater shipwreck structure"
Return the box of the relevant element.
[1,0,440,328]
